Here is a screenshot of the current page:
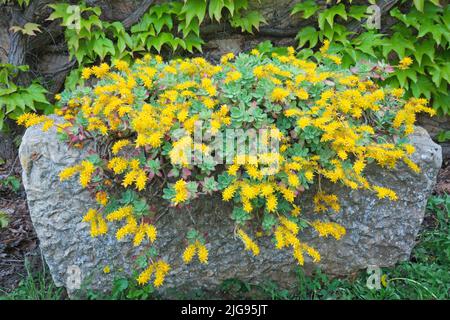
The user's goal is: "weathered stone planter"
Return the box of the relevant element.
[19,119,442,298]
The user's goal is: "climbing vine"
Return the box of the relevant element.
[290,0,449,115]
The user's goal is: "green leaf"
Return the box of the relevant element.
[181,0,207,26]
[223,0,235,16]
[348,5,368,21]
[296,26,319,48]
[0,211,9,229]
[413,0,425,11]
[231,207,251,224]
[147,32,175,52]
[10,22,41,36]
[413,38,435,65]
[382,32,415,58]
[410,74,435,99]
[318,3,347,30]
[209,0,225,22]
[291,0,320,19]
[394,68,418,88]
[152,14,173,34]
[354,31,384,57]
[417,18,445,45]
[230,11,266,34]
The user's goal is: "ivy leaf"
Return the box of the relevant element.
[417,18,444,45]
[183,33,203,52]
[410,74,435,99]
[47,3,71,21]
[296,26,319,48]
[348,5,368,21]
[318,3,347,30]
[291,0,320,19]
[93,37,115,60]
[413,38,435,65]
[147,32,175,52]
[382,32,415,58]
[181,0,207,26]
[394,67,418,88]
[209,0,225,22]
[152,14,173,34]
[223,0,235,16]
[354,31,384,57]
[10,23,41,36]
[178,17,200,38]
[390,7,420,29]
[149,3,174,19]
[413,0,425,12]
[428,62,450,87]
[230,11,266,34]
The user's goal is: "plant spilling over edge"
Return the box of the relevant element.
[17,44,435,289]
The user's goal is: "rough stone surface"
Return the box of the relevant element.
[19,121,442,298]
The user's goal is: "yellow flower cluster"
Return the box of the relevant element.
[182,240,209,264]
[237,228,260,256]
[136,259,170,287]
[398,56,413,70]
[311,220,346,240]
[274,217,321,265]
[17,113,54,131]
[18,46,435,289]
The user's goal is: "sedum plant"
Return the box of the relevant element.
[17,44,435,289]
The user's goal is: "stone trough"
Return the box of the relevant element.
[19,120,442,297]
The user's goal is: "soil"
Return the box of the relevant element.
[0,156,40,293]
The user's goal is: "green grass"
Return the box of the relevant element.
[1,194,448,300]
[0,258,64,300]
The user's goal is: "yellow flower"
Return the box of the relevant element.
[237,228,260,256]
[297,117,311,129]
[398,57,413,69]
[196,241,208,264]
[114,60,129,72]
[251,48,260,56]
[373,186,398,201]
[224,71,241,84]
[106,205,133,222]
[103,266,111,274]
[183,244,196,264]
[320,39,330,54]
[311,220,346,240]
[220,52,235,64]
[79,160,95,187]
[135,169,147,191]
[112,140,130,155]
[81,67,92,80]
[173,179,189,204]
[287,173,300,188]
[92,63,110,78]
[266,194,278,212]
[96,191,108,206]
[137,265,154,285]
[108,157,128,174]
[143,225,156,243]
[222,184,237,201]
[59,165,81,181]
[271,87,289,102]
[353,159,366,175]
